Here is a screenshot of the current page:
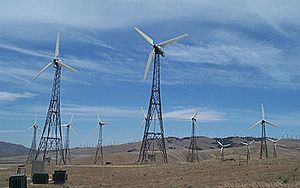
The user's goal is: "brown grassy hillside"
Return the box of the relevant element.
[0,137,299,187]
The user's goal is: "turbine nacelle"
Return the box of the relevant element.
[250,104,279,129]
[241,140,254,146]
[54,58,59,65]
[154,45,165,57]
[61,114,76,135]
[191,113,198,122]
[33,32,77,80]
[96,113,109,128]
[134,27,188,80]
[27,116,40,131]
[268,138,281,143]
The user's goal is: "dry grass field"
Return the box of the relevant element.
[0,137,299,187]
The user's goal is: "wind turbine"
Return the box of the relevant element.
[61,114,75,164]
[250,104,279,159]
[241,140,254,160]
[139,107,147,128]
[26,116,40,164]
[139,106,158,128]
[33,33,76,79]
[34,32,77,165]
[94,113,108,165]
[187,111,200,163]
[217,140,230,161]
[135,27,188,164]
[268,138,281,159]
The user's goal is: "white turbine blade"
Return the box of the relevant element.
[61,124,68,127]
[248,147,251,153]
[69,114,75,124]
[275,138,281,142]
[140,107,147,118]
[97,113,101,123]
[70,126,77,135]
[134,27,154,46]
[57,61,77,72]
[54,32,60,59]
[94,123,99,131]
[267,138,275,142]
[223,144,230,148]
[158,33,188,47]
[139,119,145,128]
[250,120,261,129]
[26,126,34,130]
[265,120,279,128]
[194,120,198,128]
[34,115,38,125]
[249,140,255,145]
[261,104,265,119]
[192,111,198,119]
[217,140,223,147]
[102,122,110,125]
[241,142,248,146]
[220,147,223,154]
[144,49,154,80]
[33,62,53,79]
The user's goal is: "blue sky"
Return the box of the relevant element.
[0,0,300,147]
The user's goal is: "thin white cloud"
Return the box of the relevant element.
[0,103,225,123]
[1,0,299,32]
[63,30,116,50]
[0,43,50,59]
[29,104,139,119]
[63,55,142,82]
[63,104,139,118]
[269,112,300,127]
[0,1,299,90]
[164,107,225,122]
[0,91,36,101]
[163,31,300,88]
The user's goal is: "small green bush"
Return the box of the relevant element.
[279,175,289,184]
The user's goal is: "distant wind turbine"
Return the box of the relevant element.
[241,140,254,160]
[217,140,230,161]
[250,104,279,159]
[267,138,281,159]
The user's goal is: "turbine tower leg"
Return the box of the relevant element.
[138,52,168,164]
[260,122,268,159]
[35,65,65,165]
[64,126,71,164]
[273,144,277,158]
[247,146,251,160]
[26,127,37,164]
[94,124,104,165]
[187,119,199,162]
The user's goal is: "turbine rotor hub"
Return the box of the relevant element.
[154,45,165,56]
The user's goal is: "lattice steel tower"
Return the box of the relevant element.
[33,32,77,164]
[26,117,38,164]
[250,104,279,159]
[62,114,75,164]
[260,120,268,159]
[94,114,106,165]
[187,112,199,163]
[134,27,188,163]
[268,138,280,159]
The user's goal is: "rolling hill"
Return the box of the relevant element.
[0,140,29,157]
